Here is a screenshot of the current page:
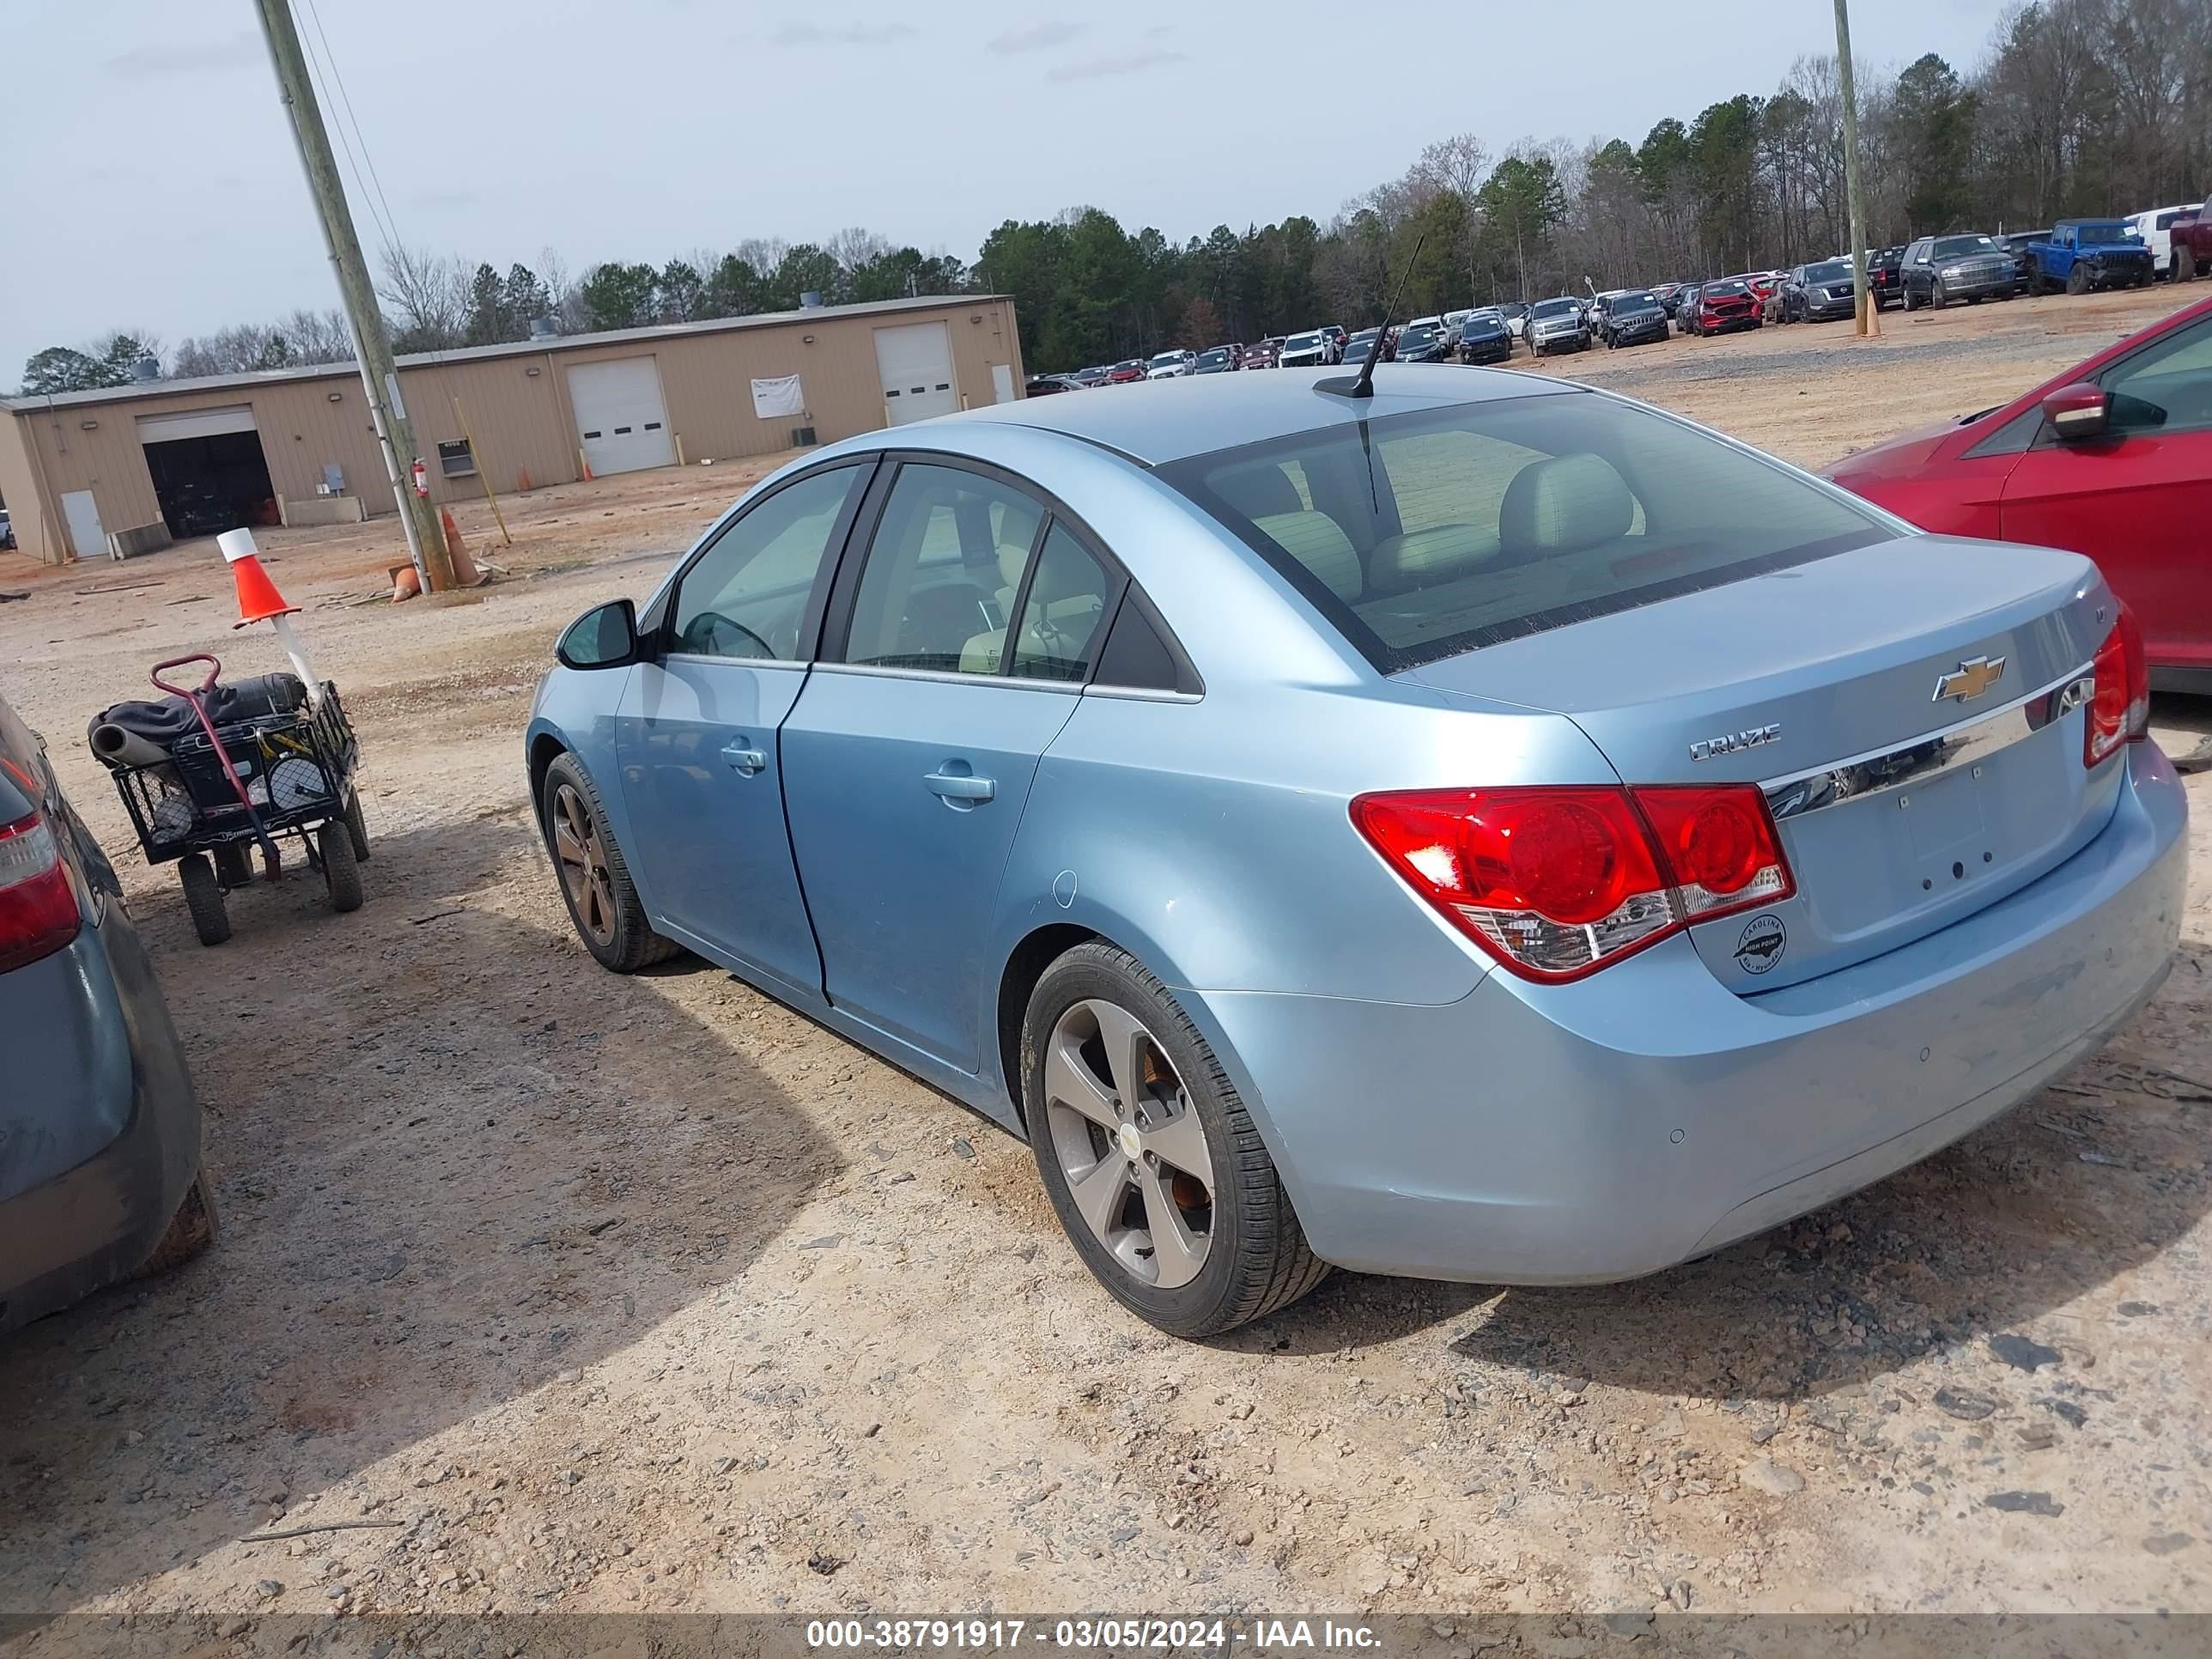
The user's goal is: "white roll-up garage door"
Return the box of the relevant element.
[568,357,677,476]
[136,404,258,444]
[874,323,958,424]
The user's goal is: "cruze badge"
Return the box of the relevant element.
[1933,654,2006,702]
[1689,723,1781,762]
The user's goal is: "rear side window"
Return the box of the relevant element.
[1010,526,1115,682]
[1160,392,1891,672]
[842,465,1045,674]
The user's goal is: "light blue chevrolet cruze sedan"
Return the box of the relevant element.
[526,366,2186,1337]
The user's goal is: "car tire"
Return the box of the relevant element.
[1931,279,1948,310]
[542,752,679,973]
[178,853,229,947]
[2179,246,2197,282]
[2067,264,2089,295]
[319,820,363,914]
[140,1170,219,1277]
[1022,940,1329,1337]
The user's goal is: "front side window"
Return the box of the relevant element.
[842,465,1045,674]
[1161,392,1892,672]
[670,465,863,659]
[2102,312,2212,436]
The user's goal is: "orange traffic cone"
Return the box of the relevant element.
[216,528,299,629]
[439,508,489,587]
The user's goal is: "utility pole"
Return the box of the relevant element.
[252,0,455,591]
[1834,0,1881,338]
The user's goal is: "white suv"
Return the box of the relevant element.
[2129,204,2205,278]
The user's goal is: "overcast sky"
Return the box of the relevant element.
[0,0,2013,380]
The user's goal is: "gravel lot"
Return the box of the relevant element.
[2,283,2209,1637]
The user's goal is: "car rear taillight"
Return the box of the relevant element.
[2085,603,2150,768]
[0,810,81,974]
[1351,785,1794,982]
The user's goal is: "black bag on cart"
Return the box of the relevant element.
[88,672,308,755]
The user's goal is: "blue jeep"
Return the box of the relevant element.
[2028,219,2156,295]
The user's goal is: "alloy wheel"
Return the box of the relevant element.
[551,782,617,947]
[1042,998,1215,1289]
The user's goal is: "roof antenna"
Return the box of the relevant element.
[1316,229,1427,400]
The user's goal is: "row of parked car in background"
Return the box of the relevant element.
[1023,198,2211,395]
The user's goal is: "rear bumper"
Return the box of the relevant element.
[0,919,199,1334]
[1194,742,2186,1284]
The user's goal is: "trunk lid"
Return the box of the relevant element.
[1401,536,2123,992]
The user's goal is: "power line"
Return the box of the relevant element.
[292,11,394,262]
[300,0,405,264]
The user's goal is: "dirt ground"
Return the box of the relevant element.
[3,282,2210,1635]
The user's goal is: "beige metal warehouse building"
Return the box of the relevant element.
[0,294,1024,565]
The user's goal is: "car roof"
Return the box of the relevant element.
[929,365,1583,465]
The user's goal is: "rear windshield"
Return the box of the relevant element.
[1157,392,1893,673]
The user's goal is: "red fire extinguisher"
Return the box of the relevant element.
[410,458,428,498]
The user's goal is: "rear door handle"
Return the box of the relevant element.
[924,771,994,803]
[721,743,768,775]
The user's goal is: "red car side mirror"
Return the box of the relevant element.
[2041,381,2111,442]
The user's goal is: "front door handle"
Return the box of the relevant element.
[924,770,994,803]
[721,743,768,775]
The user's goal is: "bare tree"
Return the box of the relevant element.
[276,308,356,362]
[376,242,468,351]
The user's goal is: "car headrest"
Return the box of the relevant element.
[1498,453,1635,561]
[1212,463,1303,521]
[997,539,1032,590]
[1252,511,1363,603]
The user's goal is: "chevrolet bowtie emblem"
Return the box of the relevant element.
[1933,655,2007,702]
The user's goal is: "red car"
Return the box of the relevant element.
[1826,291,2212,687]
[1105,359,1148,386]
[1688,279,1762,337]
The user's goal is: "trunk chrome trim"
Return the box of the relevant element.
[1761,665,2093,822]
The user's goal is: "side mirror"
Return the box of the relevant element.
[556,599,642,670]
[2041,382,2111,442]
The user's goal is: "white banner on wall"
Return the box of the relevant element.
[750,375,806,418]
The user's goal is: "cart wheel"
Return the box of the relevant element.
[214,843,252,890]
[343,789,371,863]
[319,820,363,914]
[179,854,230,946]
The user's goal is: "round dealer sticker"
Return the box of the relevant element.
[1734,915,1786,975]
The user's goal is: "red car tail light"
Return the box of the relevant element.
[1350,784,1794,982]
[2085,602,2149,768]
[0,810,81,975]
